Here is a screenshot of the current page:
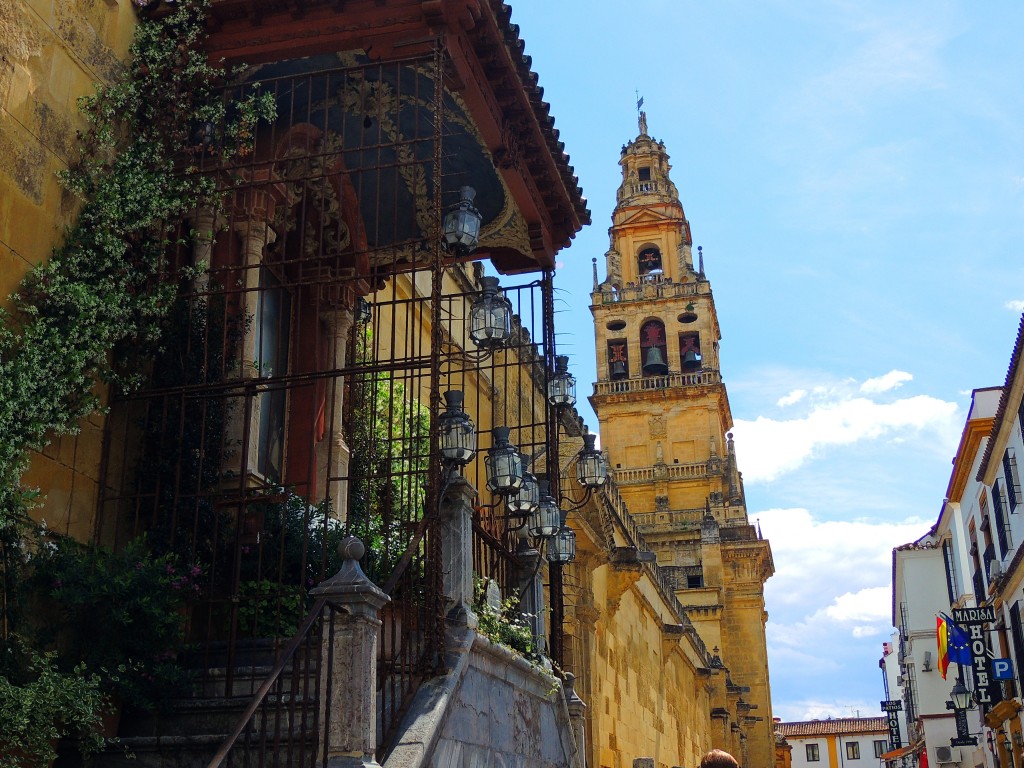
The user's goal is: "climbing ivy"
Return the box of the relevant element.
[0,0,275,526]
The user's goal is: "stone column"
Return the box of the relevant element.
[563,672,587,768]
[228,218,276,479]
[310,537,389,768]
[514,538,547,654]
[317,307,355,512]
[439,475,477,628]
[188,207,220,295]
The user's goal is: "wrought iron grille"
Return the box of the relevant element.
[92,48,561,758]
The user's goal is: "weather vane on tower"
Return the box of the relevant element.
[635,90,647,135]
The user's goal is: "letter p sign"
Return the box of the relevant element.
[992,658,1014,681]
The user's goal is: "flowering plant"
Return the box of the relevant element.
[30,536,203,710]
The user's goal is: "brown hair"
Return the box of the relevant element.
[700,750,739,768]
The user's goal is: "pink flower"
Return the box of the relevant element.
[165,564,176,574]
[190,565,202,577]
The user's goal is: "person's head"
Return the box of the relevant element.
[700,749,739,768]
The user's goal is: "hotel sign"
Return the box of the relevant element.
[881,700,903,749]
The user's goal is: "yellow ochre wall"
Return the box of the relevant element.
[2,0,138,539]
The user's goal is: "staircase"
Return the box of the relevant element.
[98,643,322,768]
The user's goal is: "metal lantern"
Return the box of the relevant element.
[442,185,482,256]
[439,390,476,466]
[548,525,577,563]
[530,480,561,538]
[485,427,524,495]
[950,680,972,711]
[576,433,608,488]
[355,296,372,325]
[547,355,576,407]
[506,452,539,518]
[469,276,512,350]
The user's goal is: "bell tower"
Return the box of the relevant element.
[589,112,776,767]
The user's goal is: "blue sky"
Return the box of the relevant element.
[509,1,1024,721]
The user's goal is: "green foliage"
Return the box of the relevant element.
[347,329,432,585]
[0,646,107,768]
[0,0,275,527]
[236,580,304,639]
[473,578,538,660]
[29,536,200,710]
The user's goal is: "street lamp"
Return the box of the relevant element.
[443,186,482,257]
[468,276,512,350]
[485,426,524,495]
[548,525,576,563]
[547,355,576,407]
[506,452,539,519]
[439,390,476,466]
[950,680,972,711]
[530,480,561,538]
[576,433,608,489]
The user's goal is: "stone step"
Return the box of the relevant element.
[98,732,318,768]
[121,694,319,738]
[192,664,320,698]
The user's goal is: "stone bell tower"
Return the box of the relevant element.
[589,112,776,767]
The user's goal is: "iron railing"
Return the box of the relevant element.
[592,370,720,395]
[93,45,564,760]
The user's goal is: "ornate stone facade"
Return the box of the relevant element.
[588,113,776,767]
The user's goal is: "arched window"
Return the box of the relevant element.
[638,245,662,276]
[607,339,629,380]
[640,320,668,376]
[679,332,702,372]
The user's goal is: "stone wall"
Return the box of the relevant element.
[385,629,581,768]
[1,0,136,539]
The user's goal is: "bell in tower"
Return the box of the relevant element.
[642,346,668,376]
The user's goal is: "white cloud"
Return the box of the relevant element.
[754,508,927,613]
[732,377,959,483]
[777,389,807,407]
[774,699,882,722]
[1005,300,1024,312]
[860,370,913,394]
[823,587,892,624]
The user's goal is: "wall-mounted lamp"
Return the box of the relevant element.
[485,427,524,495]
[530,480,561,538]
[576,433,608,489]
[547,355,576,407]
[439,390,476,467]
[469,276,512,350]
[506,452,539,519]
[443,186,482,257]
[548,525,577,563]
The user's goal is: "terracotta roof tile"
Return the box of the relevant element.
[776,717,888,737]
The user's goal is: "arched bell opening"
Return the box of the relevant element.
[640,319,669,376]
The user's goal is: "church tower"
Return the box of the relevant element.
[589,113,776,767]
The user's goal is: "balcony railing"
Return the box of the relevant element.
[596,279,701,305]
[612,461,714,485]
[593,370,721,396]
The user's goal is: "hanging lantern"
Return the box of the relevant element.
[469,276,512,350]
[439,390,476,466]
[355,296,372,325]
[548,525,577,563]
[530,480,561,538]
[507,452,539,518]
[576,433,608,488]
[442,186,482,256]
[547,355,577,407]
[485,427,524,495]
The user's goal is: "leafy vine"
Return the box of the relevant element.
[0,0,275,527]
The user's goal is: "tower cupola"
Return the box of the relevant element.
[616,112,680,208]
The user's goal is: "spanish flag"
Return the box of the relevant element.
[936,614,972,679]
